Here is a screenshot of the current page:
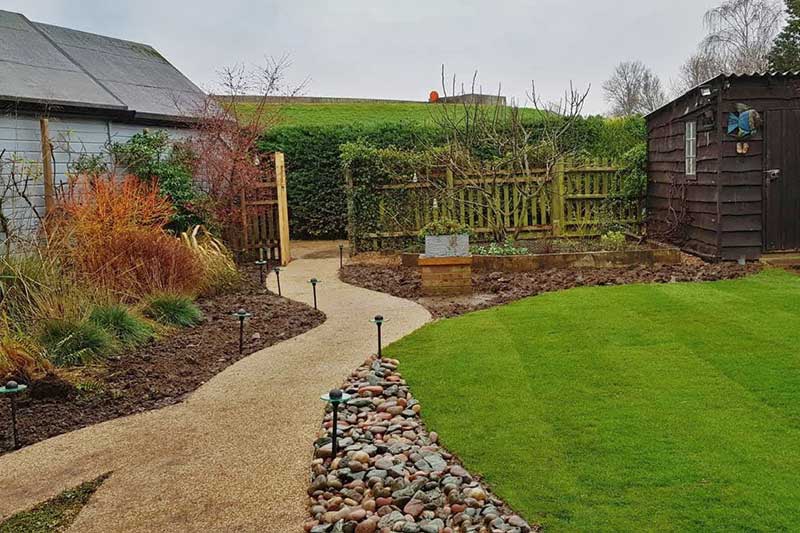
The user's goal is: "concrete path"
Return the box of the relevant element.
[0,242,431,532]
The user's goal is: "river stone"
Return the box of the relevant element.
[378,510,405,529]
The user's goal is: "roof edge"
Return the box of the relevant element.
[646,71,800,120]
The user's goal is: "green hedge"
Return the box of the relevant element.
[258,115,645,240]
[258,122,440,239]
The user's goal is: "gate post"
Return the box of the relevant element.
[275,152,291,266]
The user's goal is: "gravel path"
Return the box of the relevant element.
[0,242,432,532]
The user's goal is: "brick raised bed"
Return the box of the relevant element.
[402,245,681,272]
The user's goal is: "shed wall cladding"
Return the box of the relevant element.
[646,96,722,259]
[0,111,190,244]
[717,77,800,260]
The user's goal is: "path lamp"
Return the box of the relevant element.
[273,267,283,296]
[308,278,321,310]
[339,244,344,269]
[255,260,268,285]
[255,248,268,285]
[1,380,27,450]
[320,388,351,456]
[370,315,389,358]
[232,309,253,355]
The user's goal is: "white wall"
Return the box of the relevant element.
[0,111,191,246]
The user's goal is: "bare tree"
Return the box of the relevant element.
[181,57,307,235]
[701,0,784,73]
[603,61,667,116]
[423,69,589,241]
[675,51,728,92]
[0,150,46,256]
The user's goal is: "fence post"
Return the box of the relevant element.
[275,151,292,266]
[551,158,565,237]
[344,167,356,253]
[445,167,455,218]
[39,119,55,217]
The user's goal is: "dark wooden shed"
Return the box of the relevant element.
[646,72,800,261]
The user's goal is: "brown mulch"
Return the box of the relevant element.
[340,261,762,318]
[0,267,324,454]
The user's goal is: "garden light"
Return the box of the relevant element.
[308,278,321,310]
[339,244,344,269]
[232,308,252,354]
[1,380,27,450]
[370,315,389,358]
[273,267,283,296]
[320,388,351,456]
[255,259,268,285]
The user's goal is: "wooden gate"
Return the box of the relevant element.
[764,110,800,252]
[226,151,291,265]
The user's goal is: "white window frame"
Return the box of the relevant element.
[685,121,697,177]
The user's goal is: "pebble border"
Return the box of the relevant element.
[306,356,535,533]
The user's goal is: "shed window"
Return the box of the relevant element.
[685,121,697,176]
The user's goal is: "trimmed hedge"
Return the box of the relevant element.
[258,115,645,240]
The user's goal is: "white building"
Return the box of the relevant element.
[0,10,206,244]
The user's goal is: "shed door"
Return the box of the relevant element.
[764,109,800,251]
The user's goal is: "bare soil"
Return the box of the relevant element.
[340,259,761,318]
[0,267,324,454]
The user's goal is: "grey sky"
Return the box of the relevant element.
[2,0,722,114]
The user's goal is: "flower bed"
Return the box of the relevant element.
[401,242,681,271]
[341,259,760,318]
[307,356,535,533]
[0,268,324,454]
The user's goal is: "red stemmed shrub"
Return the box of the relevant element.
[53,175,203,299]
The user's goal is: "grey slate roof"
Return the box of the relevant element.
[0,10,205,122]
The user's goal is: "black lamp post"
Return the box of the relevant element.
[232,309,253,354]
[308,278,321,310]
[339,243,344,269]
[1,380,27,450]
[370,315,388,358]
[273,267,283,296]
[255,260,268,285]
[320,388,351,456]
[255,248,268,286]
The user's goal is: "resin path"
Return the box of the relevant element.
[0,242,431,532]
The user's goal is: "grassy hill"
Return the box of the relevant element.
[232,101,441,127]
[229,100,549,128]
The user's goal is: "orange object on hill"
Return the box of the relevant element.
[428,90,439,103]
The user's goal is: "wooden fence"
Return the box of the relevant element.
[223,151,291,265]
[348,159,641,250]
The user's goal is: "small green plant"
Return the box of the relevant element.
[75,379,105,397]
[38,319,115,367]
[600,231,627,251]
[472,237,530,256]
[89,304,155,347]
[418,218,470,238]
[69,153,109,178]
[143,294,202,327]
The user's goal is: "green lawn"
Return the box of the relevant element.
[385,269,800,532]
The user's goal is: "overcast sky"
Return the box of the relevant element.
[3,0,724,114]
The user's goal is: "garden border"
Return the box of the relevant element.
[401,244,681,271]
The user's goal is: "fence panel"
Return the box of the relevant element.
[348,158,641,251]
